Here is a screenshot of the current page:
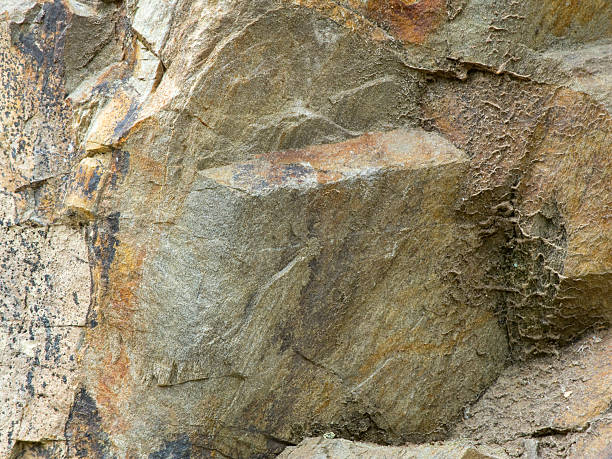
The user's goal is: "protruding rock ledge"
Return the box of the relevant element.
[202,128,466,194]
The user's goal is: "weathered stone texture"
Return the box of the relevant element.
[0,225,90,457]
[0,0,610,457]
[423,73,612,358]
[280,437,508,459]
[98,129,507,454]
[283,330,612,459]
[454,330,612,458]
[0,1,94,456]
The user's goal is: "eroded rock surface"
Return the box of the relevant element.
[93,129,507,454]
[0,0,610,457]
[455,330,612,458]
[282,330,612,459]
[280,437,508,459]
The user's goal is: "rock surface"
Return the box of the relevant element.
[0,0,610,458]
[279,437,508,459]
[94,128,508,454]
[454,330,612,458]
[281,330,612,459]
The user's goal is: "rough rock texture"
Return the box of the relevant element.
[279,437,508,459]
[0,0,610,458]
[282,330,612,458]
[454,330,612,458]
[102,128,508,454]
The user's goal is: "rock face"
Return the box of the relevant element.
[279,437,508,459]
[454,330,612,458]
[0,0,610,458]
[103,129,507,453]
[282,330,612,459]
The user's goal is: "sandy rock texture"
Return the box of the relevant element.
[0,0,610,457]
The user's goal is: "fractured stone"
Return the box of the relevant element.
[107,128,510,456]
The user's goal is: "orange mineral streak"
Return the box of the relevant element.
[96,346,131,434]
[288,0,447,43]
[85,90,134,153]
[106,243,146,339]
[289,0,390,41]
[539,0,611,37]
[521,89,612,277]
[365,0,446,44]
[357,312,495,379]
[422,93,470,146]
[204,130,464,194]
[570,422,612,459]
[90,242,146,436]
[290,129,461,170]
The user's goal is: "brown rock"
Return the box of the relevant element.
[454,330,612,458]
[63,156,109,221]
[79,129,508,456]
[0,0,610,457]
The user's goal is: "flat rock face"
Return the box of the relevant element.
[0,225,90,457]
[0,0,610,458]
[0,2,92,456]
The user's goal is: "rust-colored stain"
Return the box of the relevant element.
[205,129,464,193]
[422,92,470,146]
[96,345,132,434]
[64,157,109,219]
[357,312,496,379]
[85,90,136,153]
[106,243,146,338]
[538,0,611,37]
[288,0,446,43]
[365,0,446,44]
[570,422,612,458]
[289,0,389,41]
[522,88,612,277]
[88,241,146,436]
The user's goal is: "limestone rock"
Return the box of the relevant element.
[544,40,612,112]
[423,72,612,358]
[568,415,612,459]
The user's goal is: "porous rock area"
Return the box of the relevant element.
[0,0,610,458]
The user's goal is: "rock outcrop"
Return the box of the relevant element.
[0,0,610,458]
[282,329,612,458]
